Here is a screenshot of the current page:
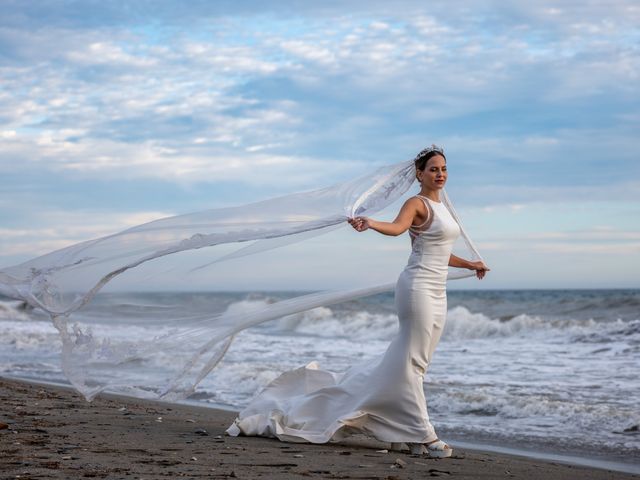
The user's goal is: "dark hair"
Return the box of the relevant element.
[414,147,446,171]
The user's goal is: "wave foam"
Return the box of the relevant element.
[221,298,640,343]
[442,306,604,339]
[0,300,36,322]
[271,307,399,340]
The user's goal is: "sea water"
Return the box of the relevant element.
[1,289,638,468]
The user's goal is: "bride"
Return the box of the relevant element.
[226,145,489,458]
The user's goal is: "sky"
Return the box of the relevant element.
[0,0,638,290]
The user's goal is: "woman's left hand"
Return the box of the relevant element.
[470,261,490,280]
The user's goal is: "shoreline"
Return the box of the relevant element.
[2,376,638,479]
[9,375,640,475]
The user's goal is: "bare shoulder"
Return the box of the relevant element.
[402,196,423,209]
[397,196,427,222]
[393,196,427,229]
[403,196,427,214]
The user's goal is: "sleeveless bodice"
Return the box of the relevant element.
[404,196,461,285]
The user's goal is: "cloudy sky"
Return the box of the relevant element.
[0,0,638,290]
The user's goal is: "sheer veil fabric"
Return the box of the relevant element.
[0,158,483,401]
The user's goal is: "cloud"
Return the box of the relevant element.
[67,42,158,68]
[0,209,174,260]
[478,227,640,255]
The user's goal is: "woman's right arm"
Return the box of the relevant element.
[348,198,421,236]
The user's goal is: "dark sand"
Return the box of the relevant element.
[1,377,637,479]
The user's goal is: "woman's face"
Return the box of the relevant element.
[417,155,447,190]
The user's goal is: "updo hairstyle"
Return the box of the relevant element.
[414,145,446,172]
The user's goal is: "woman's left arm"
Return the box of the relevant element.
[448,254,490,279]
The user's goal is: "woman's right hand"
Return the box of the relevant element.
[348,216,370,232]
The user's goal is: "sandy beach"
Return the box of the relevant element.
[0,377,637,480]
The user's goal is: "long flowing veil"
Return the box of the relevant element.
[0,158,483,401]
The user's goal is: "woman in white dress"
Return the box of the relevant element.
[226,146,489,457]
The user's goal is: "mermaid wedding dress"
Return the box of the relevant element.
[226,194,461,446]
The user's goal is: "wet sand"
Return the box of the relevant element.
[1,377,637,479]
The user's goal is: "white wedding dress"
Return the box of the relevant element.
[226,194,461,445]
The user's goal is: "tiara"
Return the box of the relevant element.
[414,144,444,162]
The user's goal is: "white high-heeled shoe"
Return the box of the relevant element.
[408,439,453,458]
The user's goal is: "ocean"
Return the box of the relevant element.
[1,289,638,469]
